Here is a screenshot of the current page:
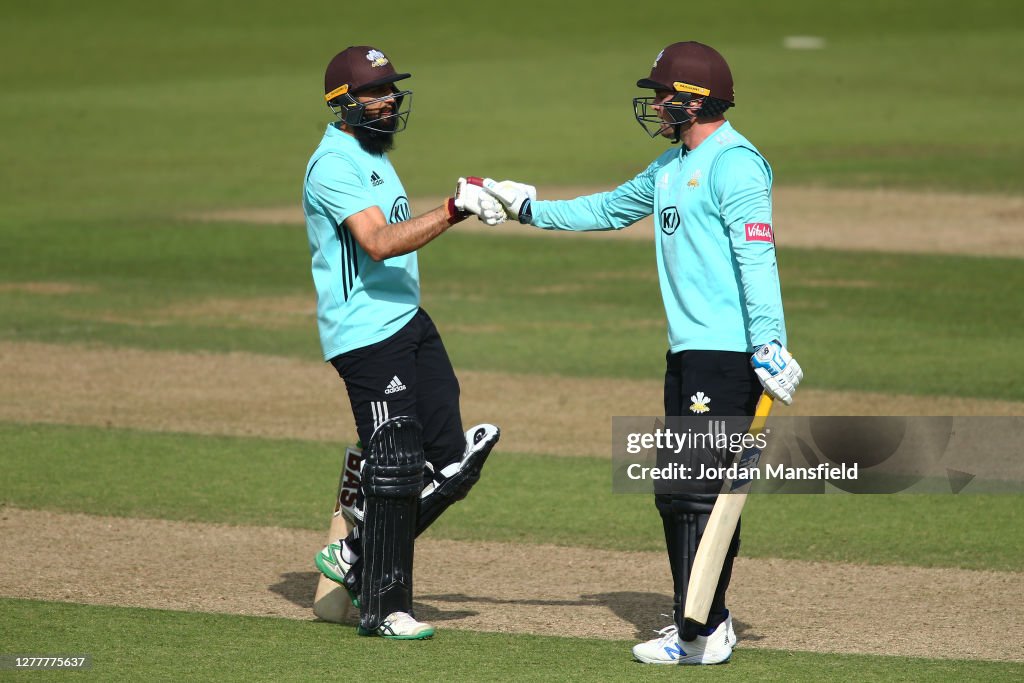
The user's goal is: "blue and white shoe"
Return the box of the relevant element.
[632,618,732,665]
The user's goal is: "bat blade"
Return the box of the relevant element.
[683,394,774,626]
[312,444,362,623]
[312,509,352,623]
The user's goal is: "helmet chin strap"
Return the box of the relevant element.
[668,115,696,145]
[664,94,701,145]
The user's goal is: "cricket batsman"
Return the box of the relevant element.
[483,41,804,663]
[302,46,506,639]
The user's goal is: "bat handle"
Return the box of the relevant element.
[749,393,774,435]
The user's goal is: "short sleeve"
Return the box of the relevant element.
[306,153,376,226]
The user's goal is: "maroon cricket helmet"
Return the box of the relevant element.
[324,46,410,102]
[637,41,734,104]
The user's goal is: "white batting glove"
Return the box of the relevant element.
[482,178,537,223]
[751,340,804,405]
[454,177,507,226]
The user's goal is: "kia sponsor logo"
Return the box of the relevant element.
[660,207,681,235]
[745,222,773,242]
[389,196,411,224]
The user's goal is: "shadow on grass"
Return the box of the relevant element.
[270,571,319,609]
[582,592,761,644]
[271,574,760,642]
[269,572,478,623]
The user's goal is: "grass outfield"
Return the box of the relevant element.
[2,423,1021,572]
[2,599,1020,682]
[2,226,1023,400]
[2,1,1023,228]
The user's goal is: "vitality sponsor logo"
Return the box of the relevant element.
[745,222,774,242]
[689,391,711,414]
[385,375,407,395]
[370,171,384,187]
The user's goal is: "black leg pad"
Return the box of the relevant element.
[358,416,425,633]
[656,493,741,640]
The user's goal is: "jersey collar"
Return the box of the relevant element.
[682,119,734,154]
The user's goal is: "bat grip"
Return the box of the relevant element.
[749,393,774,435]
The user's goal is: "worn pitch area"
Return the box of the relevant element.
[2,508,1021,662]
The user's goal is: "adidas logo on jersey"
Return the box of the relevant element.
[370,171,384,187]
[384,375,407,395]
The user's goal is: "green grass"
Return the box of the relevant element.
[1,0,1023,229]
[2,423,1020,571]
[3,599,1021,682]
[2,225,1022,400]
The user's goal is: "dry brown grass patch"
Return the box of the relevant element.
[188,186,1024,258]
[0,281,97,295]
[1,343,1021,458]
[63,296,316,330]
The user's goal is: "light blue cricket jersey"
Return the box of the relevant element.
[530,121,786,353]
[303,123,418,360]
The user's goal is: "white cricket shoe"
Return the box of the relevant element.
[632,618,732,665]
[365,611,435,640]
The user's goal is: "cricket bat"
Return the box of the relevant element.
[312,444,362,623]
[683,393,774,626]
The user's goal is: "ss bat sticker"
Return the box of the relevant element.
[338,445,363,524]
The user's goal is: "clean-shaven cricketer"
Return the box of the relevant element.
[483,41,803,664]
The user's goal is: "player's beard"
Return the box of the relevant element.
[352,116,396,156]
